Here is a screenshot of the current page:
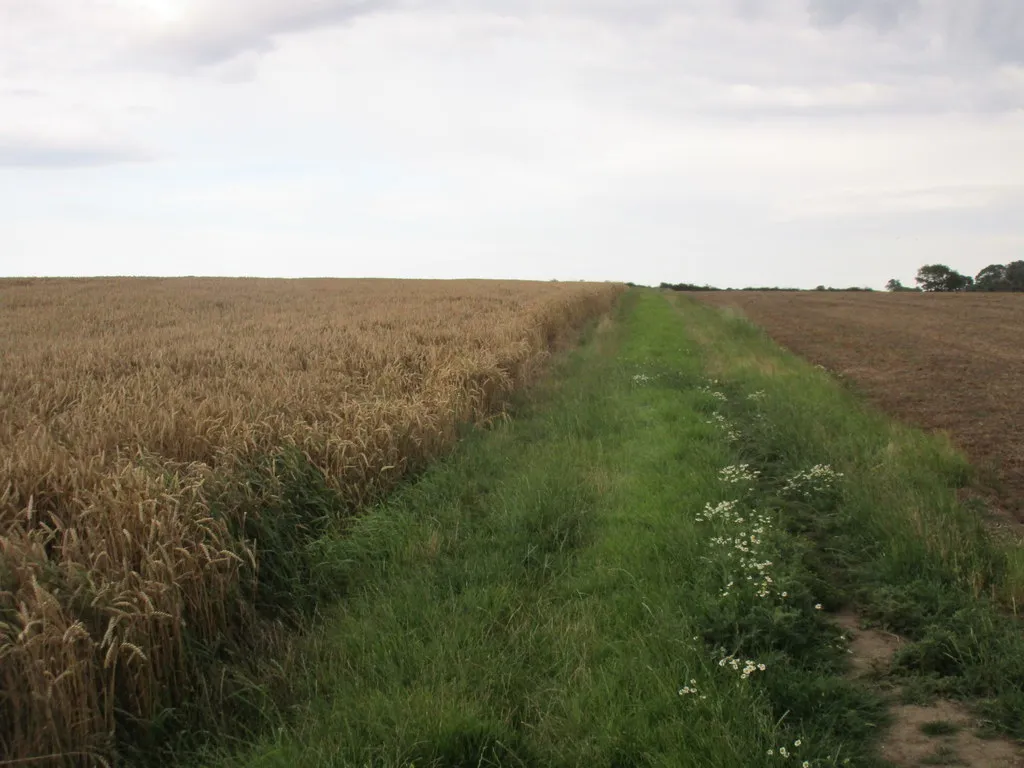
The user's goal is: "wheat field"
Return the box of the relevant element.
[0,277,623,764]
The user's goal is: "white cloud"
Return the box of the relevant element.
[127,0,393,69]
[0,1,1022,287]
[0,136,152,168]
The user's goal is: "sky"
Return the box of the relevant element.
[1,0,1022,288]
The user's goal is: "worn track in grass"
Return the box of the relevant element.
[692,291,1024,519]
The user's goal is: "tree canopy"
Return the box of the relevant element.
[974,261,1024,292]
[914,264,973,292]
[885,278,920,292]
[886,260,1023,293]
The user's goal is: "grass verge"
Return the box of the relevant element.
[669,293,1024,742]
[195,290,1021,767]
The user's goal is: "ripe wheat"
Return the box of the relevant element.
[0,277,623,764]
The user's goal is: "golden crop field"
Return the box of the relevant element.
[0,277,623,764]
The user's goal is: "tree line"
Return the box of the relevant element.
[656,283,875,292]
[888,261,1024,292]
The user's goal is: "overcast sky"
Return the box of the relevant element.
[1,0,1022,287]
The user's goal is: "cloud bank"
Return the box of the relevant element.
[1,0,1022,287]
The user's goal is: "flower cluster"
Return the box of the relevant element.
[700,382,743,441]
[679,651,767,710]
[696,499,739,523]
[632,372,654,384]
[718,653,767,680]
[677,679,707,699]
[783,464,844,499]
[700,497,779,599]
[719,464,760,484]
[704,412,741,442]
[701,382,769,440]
[710,525,767,556]
[767,738,826,766]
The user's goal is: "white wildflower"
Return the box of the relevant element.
[783,464,844,499]
[719,464,760,484]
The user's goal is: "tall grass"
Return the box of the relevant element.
[0,277,623,764]
[202,291,887,767]
[671,294,1024,740]
[199,290,1021,766]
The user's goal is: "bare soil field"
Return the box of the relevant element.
[692,291,1024,519]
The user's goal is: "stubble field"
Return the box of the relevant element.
[692,291,1024,519]
[0,277,622,764]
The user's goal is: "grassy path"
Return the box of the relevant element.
[202,291,1024,768]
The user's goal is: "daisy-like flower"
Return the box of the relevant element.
[719,464,760,484]
[783,464,844,499]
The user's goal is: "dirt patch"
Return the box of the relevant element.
[691,292,1024,519]
[834,612,1024,767]
[883,700,1023,767]
[834,610,903,678]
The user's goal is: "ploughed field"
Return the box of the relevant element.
[0,277,622,763]
[692,291,1024,517]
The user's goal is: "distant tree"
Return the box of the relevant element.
[885,279,920,292]
[915,264,973,292]
[952,273,974,292]
[974,264,1009,291]
[659,282,722,291]
[1006,260,1024,291]
[814,285,826,291]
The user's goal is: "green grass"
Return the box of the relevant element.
[665,295,1024,739]
[192,290,1023,767]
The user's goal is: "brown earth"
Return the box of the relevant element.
[833,611,1023,767]
[691,291,1024,520]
